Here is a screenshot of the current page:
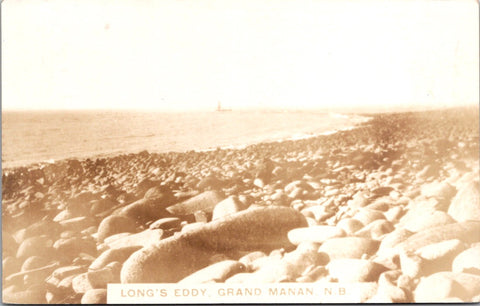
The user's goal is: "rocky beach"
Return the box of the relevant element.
[2,107,479,303]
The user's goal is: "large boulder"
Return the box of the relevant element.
[121,207,307,283]
[166,190,225,216]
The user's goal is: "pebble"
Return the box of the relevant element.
[212,195,249,220]
[327,259,387,282]
[2,285,47,304]
[21,255,48,272]
[238,251,267,271]
[416,239,465,262]
[148,217,182,230]
[383,206,404,222]
[397,221,480,253]
[105,229,164,250]
[336,218,364,235]
[121,236,215,283]
[378,227,413,256]
[319,237,380,260]
[166,190,225,215]
[420,180,457,202]
[178,260,246,284]
[399,207,455,233]
[353,208,386,226]
[354,219,394,240]
[347,191,370,211]
[447,180,480,222]
[287,226,346,245]
[96,215,138,242]
[89,246,142,270]
[81,289,107,304]
[53,237,97,261]
[59,216,97,231]
[3,256,21,279]
[113,197,173,224]
[301,205,335,222]
[16,235,54,260]
[451,245,480,274]
[414,272,471,302]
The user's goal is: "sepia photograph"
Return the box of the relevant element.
[1,0,479,303]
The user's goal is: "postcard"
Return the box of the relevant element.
[2,0,479,304]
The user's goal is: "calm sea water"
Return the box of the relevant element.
[2,110,368,169]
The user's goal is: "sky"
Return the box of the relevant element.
[1,0,479,111]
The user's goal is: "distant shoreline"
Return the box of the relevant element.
[1,106,477,172]
[1,111,369,171]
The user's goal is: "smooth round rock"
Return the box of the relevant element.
[337,218,364,235]
[179,260,246,284]
[97,215,137,242]
[2,286,46,304]
[166,190,225,216]
[414,272,477,302]
[121,236,214,283]
[212,196,248,220]
[397,221,480,253]
[421,180,456,200]
[121,207,307,283]
[16,235,53,260]
[400,208,455,233]
[353,209,386,226]
[89,246,143,270]
[238,251,267,270]
[81,289,107,304]
[318,237,380,260]
[452,246,480,274]
[327,259,388,282]
[448,181,480,222]
[105,229,164,250]
[21,256,48,272]
[3,256,21,278]
[355,219,394,240]
[148,217,181,230]
[287,226,346,245]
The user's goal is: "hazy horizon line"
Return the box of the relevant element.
[2,103,478,114]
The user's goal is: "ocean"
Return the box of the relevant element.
[1,110,369,169]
